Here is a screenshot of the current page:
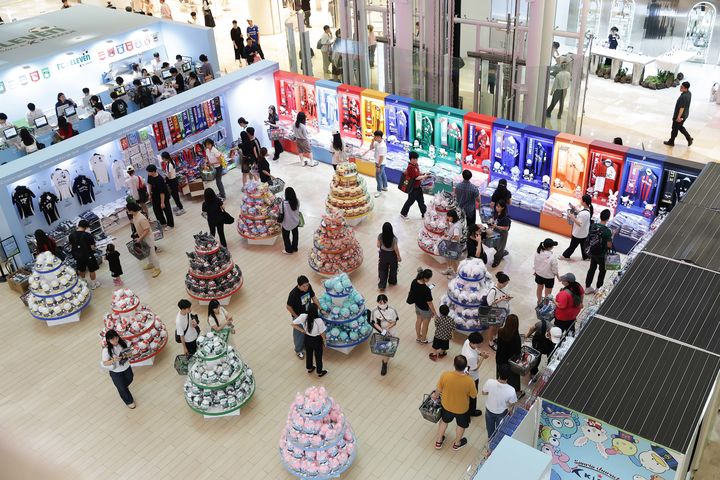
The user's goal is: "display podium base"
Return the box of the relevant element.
[204,409,240,420]
[46,313,81,327]
[198,295,233,306]
[246,236,278,246]
[423,252,448,265]
[345,216,366,227]
[329,345,357,355]
[132,356,155,367]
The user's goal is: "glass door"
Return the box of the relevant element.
[683,2,716,62]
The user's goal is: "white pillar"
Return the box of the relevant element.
[523,0,556,125]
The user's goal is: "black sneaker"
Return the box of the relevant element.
[663,140,675,146]
[470,410,483,417]
[318,370,328,377]
[381,362,388,376]
[452,437,468,451]
[688,138,694,146]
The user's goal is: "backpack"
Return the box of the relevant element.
[584,223,605,256]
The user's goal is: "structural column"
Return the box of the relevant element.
[523,0,557,125]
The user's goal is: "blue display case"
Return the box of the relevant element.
[617,148,664,218]
[490,119,526,184]
[384,95,413,155]
[522,125,556,191]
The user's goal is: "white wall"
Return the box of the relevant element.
[224,72,279,149]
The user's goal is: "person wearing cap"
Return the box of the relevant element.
[526,320,561,376]
[68,219,101,289]
[555,272,584,333]
[533,238,560,305]
[461,332,489,417]
[561,194,593,260]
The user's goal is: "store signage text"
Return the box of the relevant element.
[0,26,76,53]
[56,50,92,70]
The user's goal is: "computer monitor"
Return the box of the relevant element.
[140,77,152,87]
[63,105,77,117]
[114,86,126,97]
[161,69,173,80]
[3,127,18,141]
[33,116,49,128]
[181,61,192,73]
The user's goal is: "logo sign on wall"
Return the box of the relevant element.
[56,50,92,71]
[95,31,161,62]
[0,26,76,53]
[537,400,682,480]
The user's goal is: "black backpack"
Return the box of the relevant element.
[584,223,605,256]
[532,319,555,356]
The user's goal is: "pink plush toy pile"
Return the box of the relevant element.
[279,386,357,478]
[308,209,363,276]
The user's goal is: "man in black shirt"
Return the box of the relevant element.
[664,81,693,147]
[145,165,175,229]
[132,79,154,108]
[170,67,185,93]
[286,275,319,359]
[110,91,128,119]
[69,219,100,288]
[257,147,273,184]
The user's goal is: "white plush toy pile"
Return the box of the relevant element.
[440,258,495,331]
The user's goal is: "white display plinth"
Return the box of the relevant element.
[345,216,366,227]
[46,313,81,327]
[132,356,155,367]
[247,236,278,246]
[329,345,357,355]
[204,408,241,420]
[197,295,233,306]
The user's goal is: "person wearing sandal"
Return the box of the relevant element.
[482,364,517,439]
[101,329,136,409]
[408,268,436,344]
[432,355,478,451]
[370,294,399,376]
[430,304,454,361]
[291,304,328,377]
[462,332,489,417]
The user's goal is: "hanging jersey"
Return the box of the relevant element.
[502,135,519,169]
[447,123,462,154]
[39,191,60,225]
[396,110,407,141]
[51,169,73,200]
[532,142,548,178]
[421,116,433,149]
[12,186,35,219]
[90,153,110,184]
[73,175,96,205]
[625,163,641,195]
[639,173,657,202]
[111,159,127,191]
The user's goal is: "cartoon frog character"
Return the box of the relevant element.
[539,425,562,447]
[541,403,580,439]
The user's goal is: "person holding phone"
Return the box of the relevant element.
[488,200,511,268]
[408,268,436,344]
[101,329,136,408]
[370,294,399,376]
[291,304,328,377]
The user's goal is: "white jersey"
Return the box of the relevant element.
[90,154,110,184]
[111,159,127,191]
[51,169,73,200]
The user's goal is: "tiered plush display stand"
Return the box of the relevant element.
[99,289,168,366]
[184,331,255,418]
[236,181,281,246]
[279,386,357,479]
[440,258,495,334]
[27,252,91,326]
[318,273,373,354]
[326,162,373,226]
[417,191,466,265]
[185,232,243,305]
[309,209,363,277]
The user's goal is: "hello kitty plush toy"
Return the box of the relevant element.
[607,190,618,211]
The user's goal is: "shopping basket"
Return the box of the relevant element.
[174,354,192,375]
[535,299,556,322]
[126,240,151,260]
[150,220,164,241]
[269,177,286,195]
[369,332,400,357]
[267,127,283,141]
[509,345,541,376]
[419,391,442,423]
[478,306,508,326]
[200,168,216,182]
[483,231,503,250]
[479,205,494,223]
[438,239,464,260]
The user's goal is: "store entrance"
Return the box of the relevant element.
[365,4,393,93]
[684,2,717,63]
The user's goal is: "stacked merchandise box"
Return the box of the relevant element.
[314,79,341,164]
[383,94,414,183]
[274,71,319,155]
[432,106,465,193]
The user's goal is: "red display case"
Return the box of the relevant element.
[462,112,494,174]
[337,84,364,147]
[586,140,628,212]
[273,71,318,131]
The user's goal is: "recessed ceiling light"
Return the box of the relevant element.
[106,40,114,44]
[66,52,74,56]
[22,65,31,69]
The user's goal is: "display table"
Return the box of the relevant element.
[27,252,92,325]
[654,49,698,74]
[591,46,655,85]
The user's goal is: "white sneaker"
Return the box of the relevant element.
[558,255,569,261]
[176,209,187,216]
[442,267,454,275]
[400,214,408,220]
[374,192,382,198]
[585,287,597,294]
[90,281,101,289]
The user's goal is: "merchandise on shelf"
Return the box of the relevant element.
[434,107,465,167]
[279,386,357,478]
[275,72,319,133]
[236,181,282,239]
[656,163,698,216]
[384,95,413,156]
[361,90,387,145]
[185,232,243,302]
[316,80,340,132]
[165,96,223,145]
[608,211,651,241]
[550,135,590,198]
[317,273,373,349]
[27,252,91,321]
[522,126,556,190]
[326,162,373,219]
[491,121,526,183]
[417,192,467,256]
[462,112,493,174]
[411,101,437,158]
[309,209,363,276]
[586,141,627,210]
[184,331,255,415]
[482,179,547,213]
[441,258,495,331]
[338,85,363,146]
[98,288,168,364]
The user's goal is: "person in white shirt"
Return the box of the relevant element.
[151,52,163,74]
[291,304,328,377]
[461,332,489,416]
[363,130,388,197]
[441,209,462,277]
[370,294,399,376]
[319,25,335,74]
[94,106,113,127]
[533,238,560,304]
[81,88,92,112]
[561,193,592,260]
[159,0,172,19]
[101,329,136,408]
[482,364,517,438]
[330,131,345,169]
[25,103,44,125]
[176,299,199,356]
[546,61,571,119]
[204,138,226,198]
[207,299,235,334]
[485,271,511,350]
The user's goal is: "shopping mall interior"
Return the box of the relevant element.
[0,1,719,479]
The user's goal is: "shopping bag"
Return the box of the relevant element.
[398,172,410,193]
[438,239,464,260]
[605,252,621,270]
[419,391,442,423]
[298,212,305,228]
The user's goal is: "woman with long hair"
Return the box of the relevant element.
[267,105,284,160]
[293,112,314,166]
[561,194,593,260]
[533,238,559,304]
[408,268,436,343]
[442,209,462,277]
[54,116,75,142]
[490,200,511,268]
[377,222,401,291]
[554,272,584,333]
[291,304,328,377]
[495,314,522,392]
[18,128,38,153]
[331,131,345,170]
[207,299,235,334]
[101,329,135,408]
[201,188,227,247]
[280,187,301,254]
[466,224,487,264]
[486,271,512,349]
[160,152,185,214]
[34,229,60,258]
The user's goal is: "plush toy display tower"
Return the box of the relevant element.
[279,386,357,478]
[317,273,373,354]
[417,191,466,263]
[185,232,244,305]
[326,162,373,226]
[183,331,255,417]
[99,289,168,366]
[440,258,495,333]
[236,181,282,246]
[27,252,91,326]
[309,209,363,276]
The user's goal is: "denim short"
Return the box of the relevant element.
[415,306,432,319]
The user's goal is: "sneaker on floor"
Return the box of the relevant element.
[163,225,171,231]
[400,214,409,220]
[688,137,694,146]
[317,370,328,377]
[113,278,123,286]
[382,188,388,191]
[381,362,388,376]
[176,209,186,216]
[90,280,101,289]
[558,255,570,261]
[143,264,153,270]
[585,287,597,294]
[434,435,446,450]
[297,352,305,359]
[452,438,468,451]
[374,192,382,198]
[282,250,292,255]
[470,410,483,417]
[127,402,136,409]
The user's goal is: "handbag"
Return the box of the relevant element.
[222,209,235,225]
[298,211,305,228]
[277,202,285,223]
[398,171,411,193]
[137,176,149,203]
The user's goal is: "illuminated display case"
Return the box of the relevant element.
[462,112,494,175]
[618,149,663,218]
[384,95,413,155]
[360,89,387,146]
[316,80,340,133]
[273,71,318,133]
[657,156,700,216]
[410,100,438,158]
[587,140,627,212]
[490,119,526,184]
[522,126,556,191]
[337,84,363,147]
[433,106,465,168]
